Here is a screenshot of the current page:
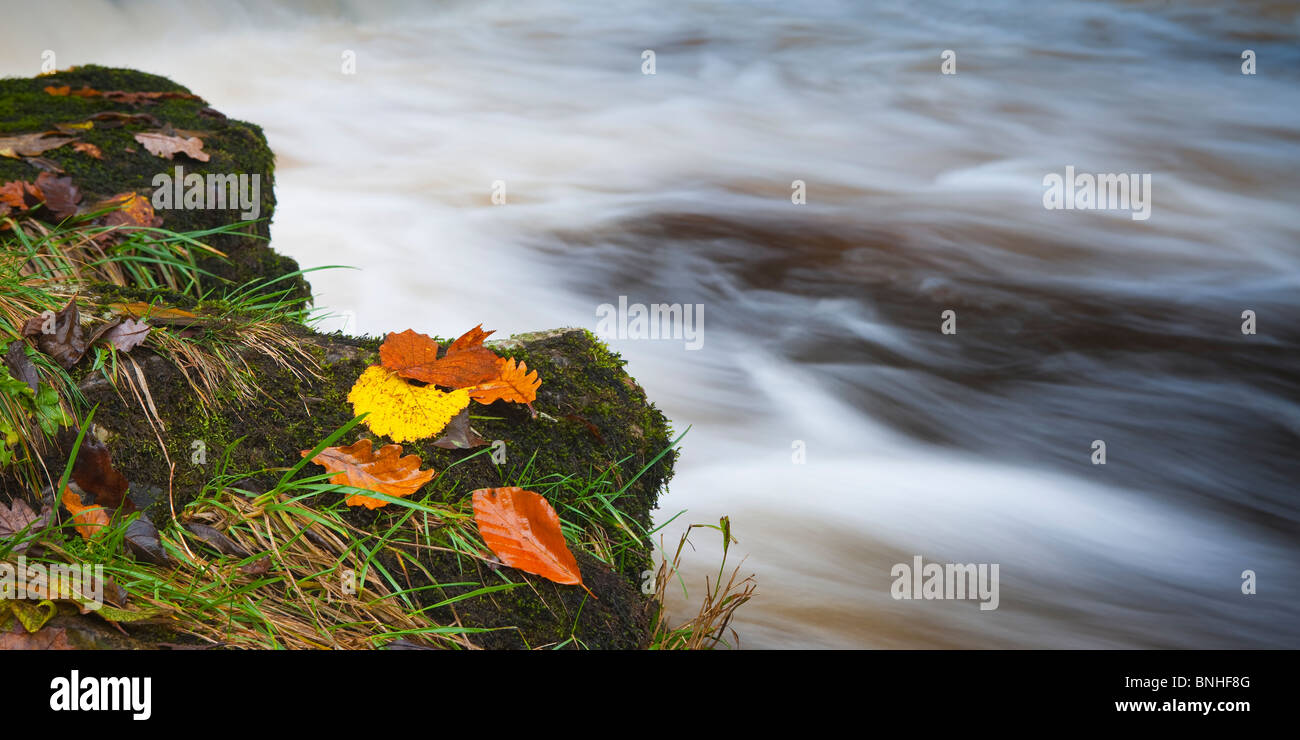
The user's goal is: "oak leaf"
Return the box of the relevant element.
[302,438,437,510]
[347,365,471,442]
[468,358,541,406]
[379,326,503,389]
[472,487,593,596]
[133,132,210,162]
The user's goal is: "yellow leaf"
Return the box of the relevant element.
[347,365,470,443]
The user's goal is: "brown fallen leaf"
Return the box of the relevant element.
[0,498,52,553]
[34,172,82,220]
[182,523,251,558]
[3,341,39,394]
[133,131,209,162]
[302,438,437,510]
[87,111,163,128]
[21,157,65,174]
[0,180,42,210]
[71,142,102,159]
[0,624,75,650]
[563,413,605,444]
[432,407,488,450]
[105,90,205,105]
[22,297,88,369]
[379,326,503,389]
[95,192,163,229]
[44,85,204,105]
[239,556,271,576]
[93,318,150,353]
[471,487,593,597]
[124,518,168,565]
[70,433,132,514]
[0,131,77,159]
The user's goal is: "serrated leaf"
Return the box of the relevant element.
[303,438,436,509]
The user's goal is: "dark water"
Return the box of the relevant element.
[4,0,1298,647]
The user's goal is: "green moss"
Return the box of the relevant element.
[1,67,678,648]
[0,66,306,300]
[67,327,672,648]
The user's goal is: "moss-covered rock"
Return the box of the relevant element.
[69,326,673,649]
[0,65,305,298]
[1,67,679,649]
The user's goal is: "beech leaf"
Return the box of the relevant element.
[94,318,151,352]
[61,485,111,540]
[471,487,593,596]
[0,131,77,159]
[468,358,541,407]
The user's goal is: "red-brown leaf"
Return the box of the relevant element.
[471,487,590,595]
[379,326,502,389]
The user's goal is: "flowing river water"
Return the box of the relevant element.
[4,0,1298,647]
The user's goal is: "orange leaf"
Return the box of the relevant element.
[379,326,502,389]
[61,486,111,540]
[468,358,541,405]
[44,85,100,98]
[72,141,102,159]
[471,487,592,596]
[0,180,41,211]
[107,302,200,324]
[302,438,436,509]
[96,192,162,228]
